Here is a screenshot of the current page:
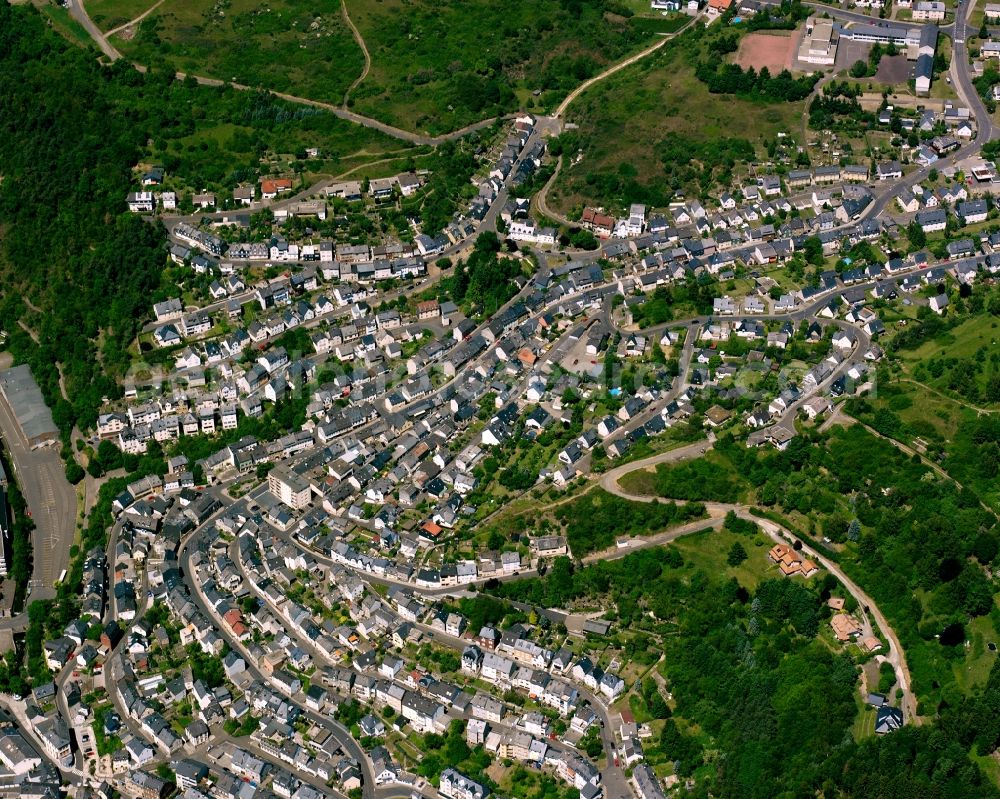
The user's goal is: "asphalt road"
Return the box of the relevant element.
[178,503,381,799]
[598,459,920,724]
[0,390,75,604]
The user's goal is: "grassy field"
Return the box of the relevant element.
[549,23,804,216]
[344,0,654,133]
[869,380,971,442]
[86,0,158,30]
[851,698,876,741]
[114,0,367,105]
[38,2,95,46]
[956,614,1000,694]
[899,315,1000,366]
[888,314,1000,413]
[671,525,776,591]
[108,0,658,134]
[133,82,422,194]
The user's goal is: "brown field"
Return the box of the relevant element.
[735,31,796,73]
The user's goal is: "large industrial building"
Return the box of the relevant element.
[0,364,59,449]
[799,19,939,96]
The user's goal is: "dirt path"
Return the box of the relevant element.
[68,0,505,145]
[852,416,1000,520]
[331,154,413,181]
[801,73,833,144]
[71,0,697,148]
[533,155,575,227]
[896,377,1000,414]
[553,13,702,119]
[16,321,39,344]
[340,0,371,107]
[819,402,856,432]
[581,513,726,564]
[104,0,165,37]
[22,297,43,315]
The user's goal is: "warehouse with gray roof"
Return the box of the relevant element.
[0,365,59,449]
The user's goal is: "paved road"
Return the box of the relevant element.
[598,443,920,725]
[0,391,76,603]
[952,0,994,142]
[807,1,952,27]
[68,0,120,61]
[178,509,381,799]
[597,438,715,500]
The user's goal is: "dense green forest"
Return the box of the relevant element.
[494,538,1000,798]
[0,3,166,450]
[440,232,527,318]
[0,3,405,453]
[539,425,1000,794]
[643,430,1000,707]
[695,63,821,101]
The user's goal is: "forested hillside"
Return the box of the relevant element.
[0,2,165,451]
[0,3,403,455]
[496,537,1000,799]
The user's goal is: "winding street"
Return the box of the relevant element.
[177,504,383,799]
[597,438,921,725]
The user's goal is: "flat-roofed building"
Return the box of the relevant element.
[798,17,839,65]
[0,365,59,448]
[268,466,312,510]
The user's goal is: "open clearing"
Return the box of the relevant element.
[734,31,796,73]
[552,28,801,215]
[113,0,366,107]
[108,0,657,134]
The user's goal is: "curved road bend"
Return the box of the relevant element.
[178,513,381,799]
[598,444,920,725]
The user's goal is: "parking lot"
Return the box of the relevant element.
[836,38,874,71]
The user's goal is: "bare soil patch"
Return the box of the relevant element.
[735,31,796,73]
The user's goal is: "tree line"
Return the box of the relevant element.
[695,63,821,102]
